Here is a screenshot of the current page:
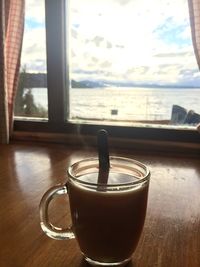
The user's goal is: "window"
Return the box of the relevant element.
[69,0,200,126]
[15,0,47,119]
[14,0,200,144]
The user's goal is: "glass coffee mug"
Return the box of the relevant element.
[39,156,150,266]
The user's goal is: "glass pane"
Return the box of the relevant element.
[14,0,48,119]
[68,0,200,127]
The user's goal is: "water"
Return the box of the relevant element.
[28,87,200,121]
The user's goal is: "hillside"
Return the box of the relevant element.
[19,72,200,89]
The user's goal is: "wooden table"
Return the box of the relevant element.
[0,141,200,267]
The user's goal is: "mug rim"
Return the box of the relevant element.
[67,156,150,188]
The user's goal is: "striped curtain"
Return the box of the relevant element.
[188,0,200,132]
[0,0,24,144]
[188,0,200,69]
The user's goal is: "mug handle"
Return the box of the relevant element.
[39,184,75,240]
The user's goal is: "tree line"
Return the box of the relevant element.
[15,66,47,118]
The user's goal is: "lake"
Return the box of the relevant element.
[25,87,200,122]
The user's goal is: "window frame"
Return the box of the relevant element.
[13,0,200,146]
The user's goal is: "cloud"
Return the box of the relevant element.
[115,0,131,5]
[22,0,199,87]
[71,29,78,39]
[156,64,183,75]
[115,44,124,49]
[92,36,104,47]
[177,68,200,86]
[154,52,194,58]
[100,61,112,68]
[20,0,46,72]
[179,68,199,77]
[126,66,150,76]
[71,50,76,58]
[91,57,99,63]
[25,0,45,23]
[21,27,47,72]
[23,60,46,73]
[106,42,112,49]
[73,69,99,75]
[72,23,80,29]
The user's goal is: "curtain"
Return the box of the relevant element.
[188,0,200,132]
[188,0,200,69]
[0,0,24,144]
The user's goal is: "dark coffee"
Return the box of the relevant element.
[68,172,149,263]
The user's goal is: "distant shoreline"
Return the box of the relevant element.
[25,86,200,90]
[20,72,200,89]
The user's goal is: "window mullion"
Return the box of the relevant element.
[45,0,69,123]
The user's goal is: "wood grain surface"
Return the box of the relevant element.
[0,141,200,267]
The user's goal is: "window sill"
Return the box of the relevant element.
[12,130,200,157]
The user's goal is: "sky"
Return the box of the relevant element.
[21,0,200,86]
